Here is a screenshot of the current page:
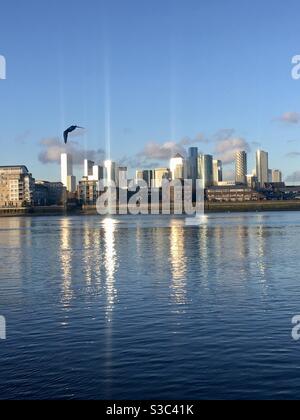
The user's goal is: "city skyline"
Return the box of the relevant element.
[39,145,284,190]
[65,146,283,192]
[1,0,300,183]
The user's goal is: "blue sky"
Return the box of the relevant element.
[1,0,300,181]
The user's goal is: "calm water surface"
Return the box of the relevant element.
[0,212,300,400]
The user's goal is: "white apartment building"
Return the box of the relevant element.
[0,166,35,208]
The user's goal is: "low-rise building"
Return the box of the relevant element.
[206,185,263,202]
[34,181,66,206]
[0,166,35,208]
[78,178,99,204]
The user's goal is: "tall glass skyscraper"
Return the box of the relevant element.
[213,160,223,185]
[198,154,214,188]
[235,151,247,185]
[188,147,199,182]
[61,153,76,193]
[256,150,269,188]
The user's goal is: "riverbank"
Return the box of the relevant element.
[205,200,300,213]
[83,200,300,214]
[0,206,80,217]
[1,200,300,217]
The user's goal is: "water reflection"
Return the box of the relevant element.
[169,224,187,305]
[256,225,267,282]
[199,225,209,287]
[83,220,93,286]
[103,218,118,322]
[0,218,32,292]
[82,221,102,287]
[59,218,73,306]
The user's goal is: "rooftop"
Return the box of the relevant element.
[0,165,29,173]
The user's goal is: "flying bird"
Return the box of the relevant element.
[63,125,84,144]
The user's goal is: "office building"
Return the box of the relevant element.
[91,165,104,181]
[206,185,263,203]
[61,153,76,193]
[67,176,77,194]
[78,179,99,205]
[198,154,214,188]
[84,159,94,178]
[34,181,66,206]
[153,168,171,188]
[118,167,128,189]
[104,160,117,185]
[213,160,223,185]
[136,170,144,183]
[170,154,185,180]
[268,169,273,183]
[235,151,247,185]
[256,150,269,188]
[246,174,259,190]
[188,147,199,182]
[272,169,283,183]
[136,170,153,187]
[0,166,35,208]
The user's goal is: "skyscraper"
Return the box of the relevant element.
[268,169,273,183]
[272,169,283,183]
[84,159,94,178]
[67,176,77,194]
[235,151,247,185]
[136,170,153,187]
[170,154,185,180]
[198,155,213,188]
[154,168,171,188]
[256,150,269,188]
[104,160,117,185]
[118,167,128,189]
[92,165,104,181]
[188,147,198,182]
[213,160,223,185]
[61,153,76,193]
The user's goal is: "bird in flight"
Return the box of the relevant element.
[63,125,84,144]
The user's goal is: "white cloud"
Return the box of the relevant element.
[214,133,251,165]
[120,130,250,169]
[277,112,300,124]
[137,141,187,161]
[38,138,105,165]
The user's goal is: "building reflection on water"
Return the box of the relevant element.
[83,220,93,286]
[82,220,102,287]
[59,218,73,306]
[256,223,267,283]
[199,224,209,287]
[0,217,32,292]
[169,223,187,306]
[103,218,118,322]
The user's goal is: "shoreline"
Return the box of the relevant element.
[1,200,300,217]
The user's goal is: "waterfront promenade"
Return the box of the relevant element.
[2,201,300,217]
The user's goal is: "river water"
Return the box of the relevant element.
[0,212,299,400]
